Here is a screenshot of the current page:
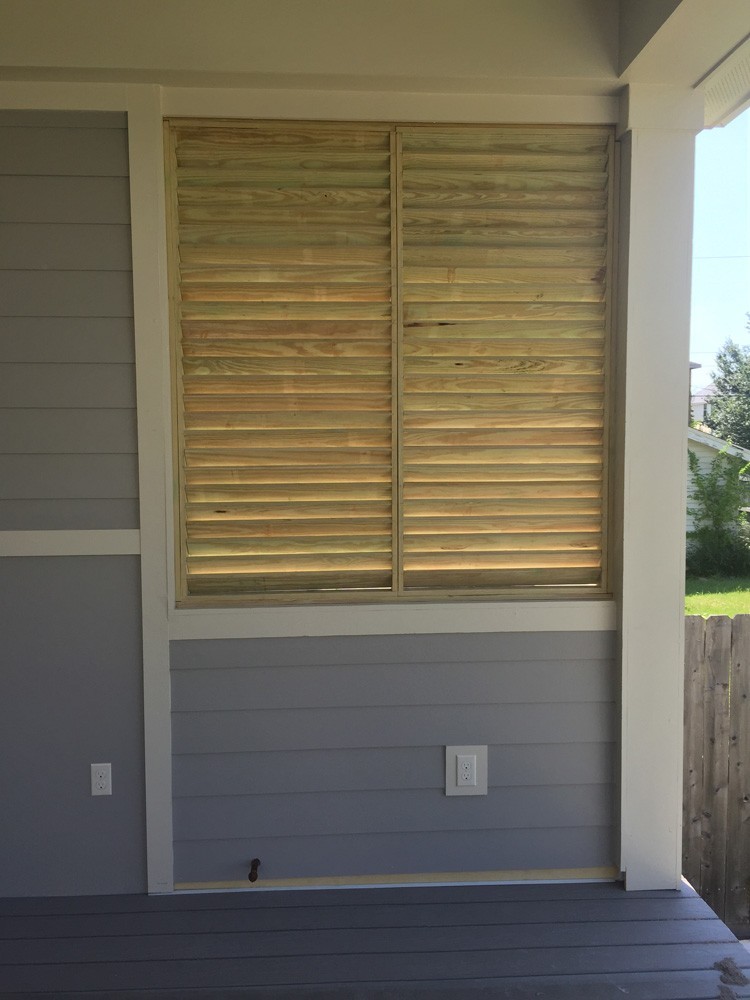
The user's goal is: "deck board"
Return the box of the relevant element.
[1,882,749,998]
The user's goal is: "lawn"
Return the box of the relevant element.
[685,576,750,617]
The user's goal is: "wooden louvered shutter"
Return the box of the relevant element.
[167,123,394,599]
[399,126,612,592]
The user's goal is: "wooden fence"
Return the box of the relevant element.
[683,614,750,932]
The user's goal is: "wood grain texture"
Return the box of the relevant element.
[167,121,613,601]
[701,616,732,918]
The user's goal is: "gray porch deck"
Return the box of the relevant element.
[1,881,749,999]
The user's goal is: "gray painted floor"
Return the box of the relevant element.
[1,881,749,999]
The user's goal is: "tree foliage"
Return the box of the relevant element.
[686,447,750,576]
[705,325,750,448]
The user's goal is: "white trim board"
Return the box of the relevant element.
[169,600,617,641]
[0,530,140,557]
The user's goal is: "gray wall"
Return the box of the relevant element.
[0,110,138,530]
[0,557,146,895]
[0,111,145,897]
[172,631,616,884]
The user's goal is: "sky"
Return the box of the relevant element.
[690,106,750,393]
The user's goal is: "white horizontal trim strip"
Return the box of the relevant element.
[0,529,141,557]
[169,599,616,640]
[163,87,618,125]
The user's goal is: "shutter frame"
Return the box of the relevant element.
[166,121,614,605]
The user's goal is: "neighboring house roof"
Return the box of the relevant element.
[688,426,750,463]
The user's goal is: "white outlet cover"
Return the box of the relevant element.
[445,745,488,796]
[91,762,112,796]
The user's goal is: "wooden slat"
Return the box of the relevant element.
[400,124,610,593]
[167,121,612,602]
[701,616,732,917]
[726,615,750,929]
[683,616,706,895]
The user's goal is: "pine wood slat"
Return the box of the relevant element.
[403,226,607,247]
[403,392,604,412]
[403,246,607,266]
[178,223,391,247]
[182,356,390,376]
[178,205,391,226]
[180,302,392,321]
[175,149,391,171]
[167,120,612,601]
[188,518,391,539]
[404,567,600,588]
[175,125,392,147]
[186,500,391,518]
[403,475,602,493]
[402,151,608,171]
[403,531,600,553]
[179,246,391,266]
[403,188,608,208]
[179,186,391,207]
[182,376,392,395]
[401,127,612,151]
[180,266,393,285]
[405,265,605,284]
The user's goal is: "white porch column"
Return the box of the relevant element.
[618,85,704,890]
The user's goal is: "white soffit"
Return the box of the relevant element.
[701,34,750,127]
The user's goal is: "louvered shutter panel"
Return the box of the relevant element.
[167,123,394,598]
[399,126,612,592]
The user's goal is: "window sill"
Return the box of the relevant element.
[168,598,617,640]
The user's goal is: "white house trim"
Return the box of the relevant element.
[701,33,750,127]
[126,84,175,895]
[169,600,618,641]
[617,85,701,890]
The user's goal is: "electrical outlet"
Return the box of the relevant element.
[445,745,487,796]
[91,763,112,796]
[457,753,477,786]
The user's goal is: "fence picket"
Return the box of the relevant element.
[683,614,750,932]
[726,616,750,930]
[700,615,732,918]
[684,615,706,894]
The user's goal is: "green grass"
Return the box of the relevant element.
[685,576,750,617]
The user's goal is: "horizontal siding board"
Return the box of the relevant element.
[0,364,135,407]
[174,826,614,883]
[0,110,127,129]
[172,633,614,880]
[173,743,615,797]
[0,126,129,175]
[170,630,616,670]
[0,223,133,270]
[173,785,614,840]
[171,658,614,711]
[0,175,131,223]
[0,409,137,454]
[0,318,135,362]
[173,702,616,754]
[0,454,139,499]
[0,271,133,316]
[0,498,139,530]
